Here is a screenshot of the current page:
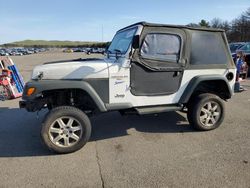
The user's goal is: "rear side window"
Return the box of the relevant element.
[141,33,181,62]
[191,32,227,65]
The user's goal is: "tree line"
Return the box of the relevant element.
[1,40,109,48]
[187,7,250,42]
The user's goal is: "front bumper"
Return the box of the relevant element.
[19,100,27,109]
[19,99,46,112]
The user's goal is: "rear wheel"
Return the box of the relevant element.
[41,106,91,154]
[187,93,225,131]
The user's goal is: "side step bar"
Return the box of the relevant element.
[135,105,183,115]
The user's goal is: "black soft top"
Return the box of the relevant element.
[118,22,224,33]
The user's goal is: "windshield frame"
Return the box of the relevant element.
[107,26,138,57]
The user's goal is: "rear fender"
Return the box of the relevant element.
[179,75,233,104]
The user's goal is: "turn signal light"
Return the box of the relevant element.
[26,87,36,96]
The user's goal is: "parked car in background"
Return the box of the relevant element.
[236,42,250,54]
[63,48,73,53]
[0,50,9,56]
[91,48,99,53]
[20,49,33,55]
[73,48,87,53]
[85,48,92,55]
[0,47,47,56]
[72,48,81,52]
[11,50,23,56]
[229,42,245,53]
[97,48,105,54]
[86,47,105,54]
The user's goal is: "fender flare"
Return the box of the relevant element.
[179,75,233,104]
[22,80,107,112]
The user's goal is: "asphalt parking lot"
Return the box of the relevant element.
[0,52,249,188]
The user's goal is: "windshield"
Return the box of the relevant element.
[108,27,137,54]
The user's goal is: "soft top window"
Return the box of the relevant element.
[141,33,181,62]
[191,32,228,65]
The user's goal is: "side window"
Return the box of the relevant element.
[191,32,228,65]
[141,33,181,62]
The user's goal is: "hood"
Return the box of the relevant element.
[32,58,112,80]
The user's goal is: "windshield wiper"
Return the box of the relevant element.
[114,49,122,53]
[106,49,123,59]
[107,49,121,54]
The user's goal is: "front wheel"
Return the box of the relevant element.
[187,93,225,131]
[41,106,91,154]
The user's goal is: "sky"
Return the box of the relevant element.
[0,0,249,44]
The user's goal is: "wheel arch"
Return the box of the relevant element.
[179,75,233,104]
[22,80,107,112]
[41,105,92,153]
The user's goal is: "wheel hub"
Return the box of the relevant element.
[48,116,83,147]
[63,129,69,135]
[200,101,221,127]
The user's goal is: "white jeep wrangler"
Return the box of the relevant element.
[20,22,236,153]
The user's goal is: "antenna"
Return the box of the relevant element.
[102,25,104,42]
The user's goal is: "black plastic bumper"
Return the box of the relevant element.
[19,100,27,109]
[19,100,45,112]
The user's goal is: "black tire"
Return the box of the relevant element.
[187,93,225,131]
[41,106,91,154]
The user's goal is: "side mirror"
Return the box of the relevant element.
[132,35,140,49]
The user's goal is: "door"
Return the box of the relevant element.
[131,28,185,96]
